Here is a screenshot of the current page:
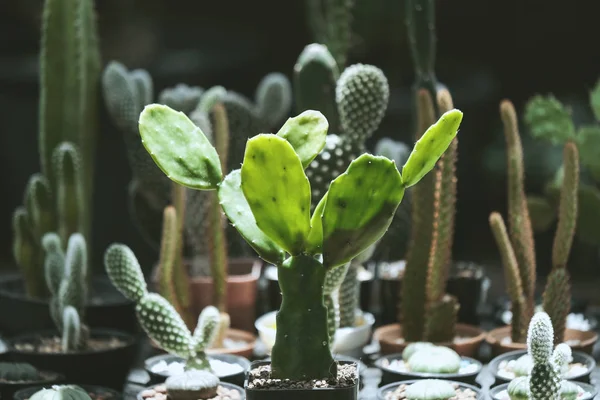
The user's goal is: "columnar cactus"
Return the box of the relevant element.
[13,0,99,298]
[489,101,579,344]
[42,233,89,352]
[104,244,220,371]
[137,101,462,380]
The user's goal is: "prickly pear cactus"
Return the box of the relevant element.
[104,244,219,372]
[137,102,462,381]
[404,379,456,400]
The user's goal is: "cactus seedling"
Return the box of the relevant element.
[489,101,579,344]
[137,102,462,380]
[104,244,220,372]
[42,232,89,352]
[403,343,462,374]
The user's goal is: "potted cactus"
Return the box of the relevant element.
[489,312,597,400]
[135,74,462,398]
[7,234,138,390]
[257,43,389,357]
[376,379,482,400]
[15,384,122,400]
[103,244,251,387]
[0,362,64,399]
[0,0,136,337]
[486,101,598,356]
[101,62,292,338]
[138,370,245,400]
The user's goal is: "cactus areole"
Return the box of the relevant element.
[138,104,463,381]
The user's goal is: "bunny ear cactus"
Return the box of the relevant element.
[137,102,462,380]
[104,244,219,371]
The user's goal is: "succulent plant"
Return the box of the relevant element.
[338,244,375,328]
[513,354,535,377]
[30,385,92,400]
[560,380,581,400]
[42,232,89,352]
[136,100,462,381]
[404,343,461,374]
[404,379,456,400]
[166,370,220,400]
[524,83,600,247]
[508,376,530,400]
[104,244,220,371]
[489,101,579,344]
[402,342,436,361]
[12,0,99,298]
[0,362,40,381]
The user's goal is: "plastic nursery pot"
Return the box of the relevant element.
[373,323,486,358]
[0,370,64,400]
[374,352,483,386]
[7,329,138,390]
[376,379,484,400]
[255,310,375,358]
[488,349,596,386]
[13,384,123,400]
[149,329,257,359]
[245,360,359,400]
[137,382,245,400]
[488,382,598,400]
[486,325,599,357]
[144,353,251,387]
[0,274,138,336]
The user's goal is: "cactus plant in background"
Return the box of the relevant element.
[489,100,579,345]
[524,83,600,248]
[104,244,220,371]
[41,233,90,352]
[137,99,462,380]
[12,0,100,298]
[30,385,92,400]
[0,363,41,382]
[165,370,221,400]
[404,379,457,400]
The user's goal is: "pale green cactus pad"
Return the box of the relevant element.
[276,110,328,168]
[404,379,456,400]
[104,244,148,302]
[406,345,461,374]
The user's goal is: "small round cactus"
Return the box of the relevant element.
[30,385,92,400]
[0,362,40,381]
[512,354,534,377]
[406,345,461,374]
[404,379,456,400]
[507,376,530,400]
[560,380,581,400]
[552,343,572,376]
[402,342,436,361]
[165,370,220,400]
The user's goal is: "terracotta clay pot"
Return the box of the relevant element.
[486,325,598,357]
[373,323,486,358]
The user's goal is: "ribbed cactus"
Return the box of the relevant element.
[305,0,354,68]
[166,370,220,400]
[0,362,40,381]
[137,102,462,380]
[404,379,456,400]
[30,385,92,400]
[42,232,89,352]
[104,244,220,372]
[489,101,579,344]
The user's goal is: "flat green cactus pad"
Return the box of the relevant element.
[401,109,463,188]
[276,110,328,169]
[321,154,404,269]
[306,193,327,254]
[241,134,311,255]
[138,104,223,190]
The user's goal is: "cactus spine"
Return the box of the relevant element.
[42,233,89,352]
[105,244,219,371]
[13,0,99,298]
[137,104,462,380]
[489,102,578,344]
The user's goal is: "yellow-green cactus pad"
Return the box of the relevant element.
[276,110,328,169]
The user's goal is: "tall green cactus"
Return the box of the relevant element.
[42,232,89,352]
[489,102,579,344]
[137,103,462,380]
[105,244,220,372]
[12,0,99,298]
[305,0,354,68]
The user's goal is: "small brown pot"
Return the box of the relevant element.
[486,325,598,357]
[373,323,486,358]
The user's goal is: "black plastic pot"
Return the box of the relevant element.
[245,360,359,400]
[488,349,596,386]
[0,275,138,335]
[7,329,138,390]
[144,353,251,387]
[374,353,482,386]
[489,381,597,400]
[0,370,64,400]
[13,384,123,400]
[136,382,245,400]
[377,379,484,400]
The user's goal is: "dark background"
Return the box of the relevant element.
[0,0,599,297]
